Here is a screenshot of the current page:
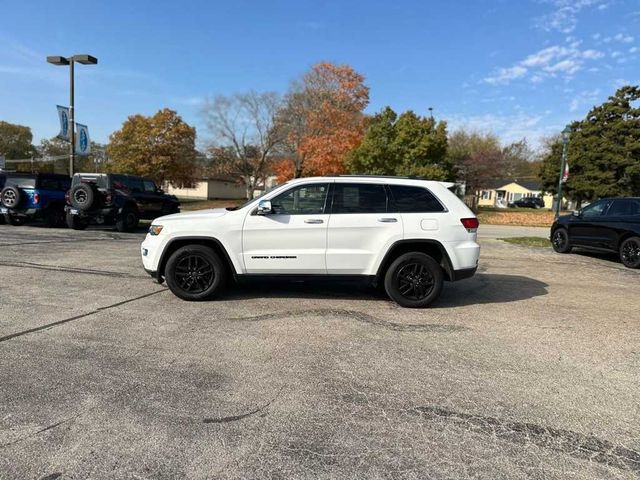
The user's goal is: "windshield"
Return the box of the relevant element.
[226,183,287,211]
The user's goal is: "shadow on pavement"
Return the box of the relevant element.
[223,273,549,307]
[435,273,548,307]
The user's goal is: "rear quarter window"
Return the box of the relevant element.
[388,185,445,213]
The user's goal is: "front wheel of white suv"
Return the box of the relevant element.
[165,245,226,301]
[384,252,444,308]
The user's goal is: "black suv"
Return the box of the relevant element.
[0,172,71,227]
[65,173,180,232]
[551,197,640,268]
[509,197,545,209]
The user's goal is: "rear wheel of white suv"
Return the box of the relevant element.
[165,245,226,301]
[384,252,443,308]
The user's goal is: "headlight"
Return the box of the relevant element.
[149,225,163,236]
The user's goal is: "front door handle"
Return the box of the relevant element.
[378,217,398,223]
[304,219,324,224]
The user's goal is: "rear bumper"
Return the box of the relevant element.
[450,266,477,281]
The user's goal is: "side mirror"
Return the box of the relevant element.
[257,199,272,215]
[572,210,581,217]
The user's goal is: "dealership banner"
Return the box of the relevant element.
[57,105,70,141]
[75,123,91,156]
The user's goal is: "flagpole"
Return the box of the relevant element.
[555,126,571,218]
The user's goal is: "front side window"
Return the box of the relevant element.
[271,183,329,215]
[581,200,610,218]
[124,177,144,193]
[389,185,445,213]
[331,183,387,214]
[143,180,157,193]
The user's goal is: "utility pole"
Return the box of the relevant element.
[555,126,571,218]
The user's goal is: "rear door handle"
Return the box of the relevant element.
[377,217,398,223]
[304,219,324,224]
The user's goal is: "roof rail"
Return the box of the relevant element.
[332,174,427,180]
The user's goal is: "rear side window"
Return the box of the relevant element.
[389,185,445,213]
[331,183,387,214]
[38,177,70,191]
[5,176,36,188]
[608,199,640,216]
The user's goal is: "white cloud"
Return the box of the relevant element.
[446,111,561,148]
[484,65,528,85]
[484,42,604,85]
[535,0,610,33]
[611,51,623,58]
[630,47,639,54]
[614,33,634,43]
[569,89,601,112]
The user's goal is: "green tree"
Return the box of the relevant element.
[107,109,198,187]
[0,120,37,159]
[346,107,452,180]
[540,85,640,204]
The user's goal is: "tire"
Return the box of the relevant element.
[384,252,444,308]
[165,245,226,301]
[551,228,572,253]
[4,213,25,226]
[66,212,89,230]
[43,205,65,228]
[69,183,95,210]
[1,186,22,209]
[619,236,640,269]
[115,207,139,232]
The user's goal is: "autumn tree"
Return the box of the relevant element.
[539,85,640,204]
[202,91,283,199]
[275,62,369,179]
[0,121,37,159]
[347,107,452,179]
[107,109,197,187]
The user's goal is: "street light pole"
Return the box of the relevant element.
[69,58,75,177]
[555,126,571,218]
[47,54,98,177]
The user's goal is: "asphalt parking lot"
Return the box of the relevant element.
[1,224,639,479]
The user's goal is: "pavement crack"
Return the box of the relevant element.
[0,289,166,343]
[230,309,467,332]
[203,386,284,424]
[412,405,640,473]
[0,261,145,278]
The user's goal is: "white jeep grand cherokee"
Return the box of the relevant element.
[141,176,480,308]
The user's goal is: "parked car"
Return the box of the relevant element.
[508,197,545,209]
[140,176,481,308]
[0,173,5,225]
[65,173,180,232]
[551,197,640,268]
[0,172,71,227]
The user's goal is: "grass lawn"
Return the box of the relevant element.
[500,236,551,248]
[179,198,245,211]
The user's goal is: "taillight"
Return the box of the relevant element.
[33,193,40,204]
[65,191,70,204]
[105,193,113,205]
[460,217,479,231]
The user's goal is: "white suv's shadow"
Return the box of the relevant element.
[222,273,548,306]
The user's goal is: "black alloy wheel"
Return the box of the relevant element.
[551,228,572,253]
[384,252,443,308]
[165,245,225,301]
[620,237,640,269]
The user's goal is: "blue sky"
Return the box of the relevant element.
[1,0,639,151]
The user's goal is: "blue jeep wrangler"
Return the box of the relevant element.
[0,172,71,227]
